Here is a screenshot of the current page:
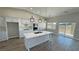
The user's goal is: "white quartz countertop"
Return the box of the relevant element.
[24,31,53,39]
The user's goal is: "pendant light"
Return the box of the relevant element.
[44,8,47,22]
[30,16,35,22]
[38,8,42,23]
[45,8,48,30]
[38,17,42,23]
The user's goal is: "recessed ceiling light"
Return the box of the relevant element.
[30,8,33,10]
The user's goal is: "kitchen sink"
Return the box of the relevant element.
[34,31,42,34]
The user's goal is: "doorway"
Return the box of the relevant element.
[59,22,76,38]
[7,22,19,39]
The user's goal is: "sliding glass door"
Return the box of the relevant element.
[59,23,76,38]
[59,23,66,35]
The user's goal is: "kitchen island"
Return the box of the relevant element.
[24,31,53,51]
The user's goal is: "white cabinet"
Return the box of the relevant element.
[0,17,7,41]
[38,22,46,31]
[24,31,52,51]
[19,18,33,38]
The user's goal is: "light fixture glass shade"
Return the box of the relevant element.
[30,16,35,22]
[38,17,42,23]
[38,19,42,23]
[44,18,47,22]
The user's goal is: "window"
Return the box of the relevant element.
[47,22,56,30]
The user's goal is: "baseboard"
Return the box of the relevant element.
[8,36,19,39]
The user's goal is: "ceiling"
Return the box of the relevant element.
[13,7,79,18]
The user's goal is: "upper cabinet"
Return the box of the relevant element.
[19,18,33,37]
[38,22,46,31]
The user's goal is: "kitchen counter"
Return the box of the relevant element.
[24,31,52,39]
[24,31,53,51]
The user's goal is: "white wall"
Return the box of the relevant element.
[0,17,7,41]
[48,12,79,39]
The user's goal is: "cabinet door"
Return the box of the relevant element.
[19,18,32,38]
[38,23,46,31]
